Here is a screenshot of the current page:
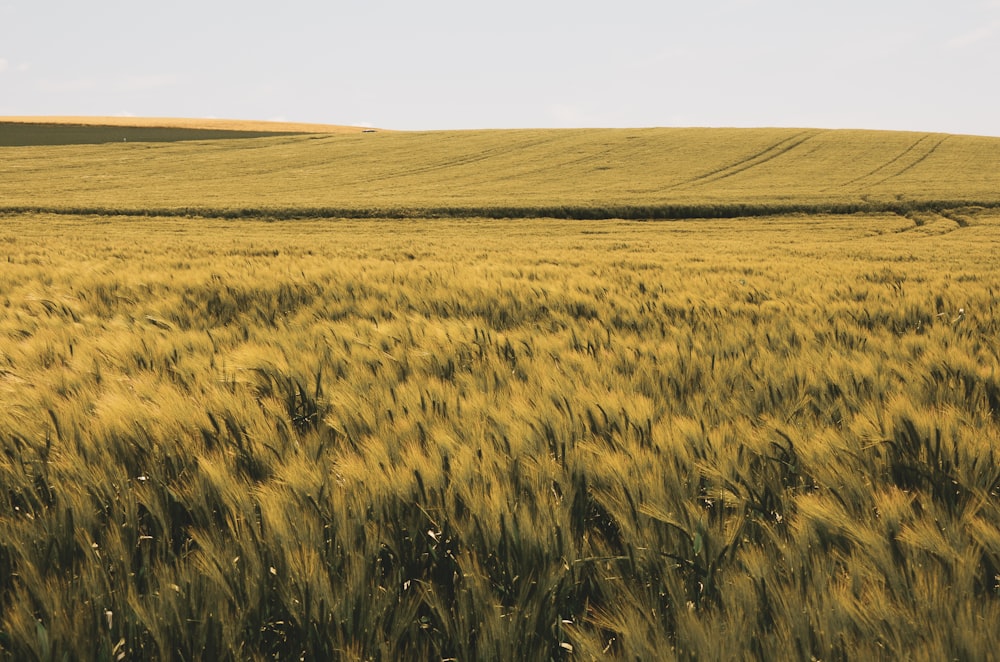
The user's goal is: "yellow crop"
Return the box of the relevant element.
[1,124,998,215]
[1,121,999,659]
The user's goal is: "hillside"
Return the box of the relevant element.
[0,120,998,218]
[0,116,375,146]
[0,116,374,133]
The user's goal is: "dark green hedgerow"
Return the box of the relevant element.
[3,199,1000,222]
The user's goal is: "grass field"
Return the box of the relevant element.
[1,120,1000,660]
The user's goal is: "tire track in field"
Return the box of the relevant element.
[465,145,620,186]
[833,134,935,189]
[342,135,560,186]
[346,132,632,190]
[890,210,963,237]
[839,135,950,191]
[870,135,950,185]
[667,130,821,190]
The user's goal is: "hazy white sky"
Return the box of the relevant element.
[1,0,999,135]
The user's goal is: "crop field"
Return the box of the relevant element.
[0,117,371,147]
[1,121,1000,660]
[2,121,999,217]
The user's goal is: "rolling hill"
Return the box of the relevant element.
[0,118,998,219]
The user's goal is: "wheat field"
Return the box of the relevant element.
[2,122,999,216]
[1,122,999,660]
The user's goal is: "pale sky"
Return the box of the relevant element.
[1,0,999,136]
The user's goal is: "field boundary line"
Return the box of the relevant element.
[2,200,998,222]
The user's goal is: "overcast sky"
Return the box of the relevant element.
[1,1,998,135]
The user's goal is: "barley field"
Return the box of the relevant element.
[1,122,999,660]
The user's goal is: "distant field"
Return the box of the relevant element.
[1,120,999,660]
[0,122,998,217]
[0,116,374,146]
